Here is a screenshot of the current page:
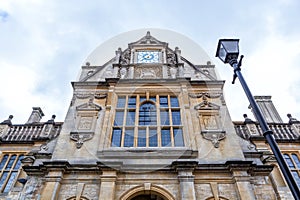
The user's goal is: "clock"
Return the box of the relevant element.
[137,51,160,63]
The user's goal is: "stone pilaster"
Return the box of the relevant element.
[40,171,63,200]
[173,161,197,200]
[98,170,117,200]
[228,161,256,199]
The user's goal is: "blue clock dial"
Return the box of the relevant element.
[137,51,159,63]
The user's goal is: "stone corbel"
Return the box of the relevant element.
[201,130,226,148]
[70,131,94,149]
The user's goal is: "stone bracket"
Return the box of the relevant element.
[70,131,94,149]
[201,130,226,148]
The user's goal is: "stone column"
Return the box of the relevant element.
[98,170,117,200]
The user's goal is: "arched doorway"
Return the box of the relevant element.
[130,194,166,200]
[120,184,175,200]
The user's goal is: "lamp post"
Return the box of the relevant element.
[216,39,300,200]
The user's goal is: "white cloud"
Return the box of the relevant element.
[0,0,300,124]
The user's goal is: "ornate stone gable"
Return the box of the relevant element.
[78,31,218,82]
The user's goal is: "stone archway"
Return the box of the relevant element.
[130,194,166,200]
[120,184,175,200]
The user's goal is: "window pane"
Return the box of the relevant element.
[0,172,8,190]
[284,154,295,169]
[292,171,300,187]
[126,111,135,125]
[5,155,16,170]
[139,103,156,125]
[117,96,126,108]
[170,97,179,107]
[149,96,156,102]
[160,110,169,125]
[140,97,146,103]
[111,128,122,147]
[292,154,300,168]
[128,97,136,108]
[159,96,168,108]
[174,128,184,147]
[114,111,124,126]
[149,129,158,147]
[138,129,147,147]
[172,110,181,125]
[0,155,9,170]
[124,129,134,147]
[13,155,24,170]
[161,129,171,147]
[3,172,17,193]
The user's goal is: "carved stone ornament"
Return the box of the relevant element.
[120,48,131,65]
[134,66,162,79]
[201,130,226,148]
[70,132,94,149]
[166,49,177,64]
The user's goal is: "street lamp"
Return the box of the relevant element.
[216,39,300,200]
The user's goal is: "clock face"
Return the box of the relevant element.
[137,51,159,63]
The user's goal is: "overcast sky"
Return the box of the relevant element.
[0,0,299,124]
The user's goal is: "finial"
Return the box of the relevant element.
[1,115,13,126]
[86,62,90,66]
[146,31,151,38]
[207,61,211,65]
[287,113,300,124]
[243,114,254,124]
[46,114,56,124]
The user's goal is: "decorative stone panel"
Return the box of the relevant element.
[70,98,102,148]
[194,96,226,148]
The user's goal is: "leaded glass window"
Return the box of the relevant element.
[0,154,24,193]
[111,95,184,147]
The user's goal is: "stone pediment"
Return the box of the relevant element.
[76,100,101,111]
[128,31,167,48]
[194,99,220,110]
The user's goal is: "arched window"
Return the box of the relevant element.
[111,95,184,147]
[139,102,156,126]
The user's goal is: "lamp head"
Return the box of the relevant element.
[216,39,240,64]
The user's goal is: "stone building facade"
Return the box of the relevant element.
[0,29,299,200]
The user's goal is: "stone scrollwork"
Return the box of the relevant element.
[70,132,94,149]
